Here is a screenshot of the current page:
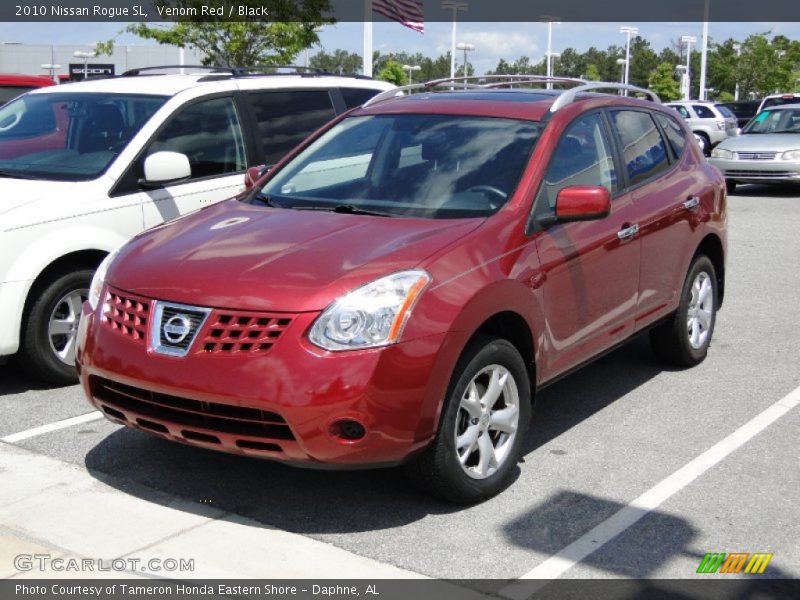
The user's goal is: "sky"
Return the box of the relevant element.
[0,21,798,75]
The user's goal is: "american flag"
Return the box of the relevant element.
[372,0,425,34]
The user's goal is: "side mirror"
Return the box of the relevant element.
[555,185,611,222]
[244,164,268,189]
[140,151,191,187]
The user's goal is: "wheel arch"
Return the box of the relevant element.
[694,233,725,309]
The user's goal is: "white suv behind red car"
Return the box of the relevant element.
[0,66,392,384]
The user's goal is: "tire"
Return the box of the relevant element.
[725,179,737,194]
[404,336,531,504]
[18,267,92,386]
[650,255,718,367]
[694,132,711,156]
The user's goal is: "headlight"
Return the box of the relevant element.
[309,270,431,351]
[88,248,121,311]
[779,149,800,161]
[711,148,735,159]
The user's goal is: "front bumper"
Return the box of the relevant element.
[76,292,450,468]
[709,157,800,183]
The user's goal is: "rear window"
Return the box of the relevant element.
[715,105,736,118]
[762,95,800,109]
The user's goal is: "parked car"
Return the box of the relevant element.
[664,101,738,155]
[757,93,800,113]
[0,73,55,105]
[718,100,761,129]
[76,78,727,503]
[709,103,800,193]
[0,65,393,384]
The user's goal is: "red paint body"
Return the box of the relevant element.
[77,93,727,467]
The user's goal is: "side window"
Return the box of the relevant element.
[147,97,245,179]
[534,112,617,213]
[247,91,335,165]
[611,110,670,187]
[340,87,382,109]
[671,105,690,119]
[692,105,715,119]
[654,112,687,159]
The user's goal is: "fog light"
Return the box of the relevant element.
[329,419,366,441]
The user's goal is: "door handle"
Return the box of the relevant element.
[683,196,700,210]
[617,224,639,240]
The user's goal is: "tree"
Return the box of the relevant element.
[309,49,362,74]
[629,36,659,88]
[127,1,330,67]
[584,64,601,81]
[648,62,681,101]
[377,60,408,85]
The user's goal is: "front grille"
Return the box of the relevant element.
[726,169,799,178]
[152,302,211,357]
[201,311,293,354]
[102,290,150,343]
[736,151,778,160]
[90,376,295,441]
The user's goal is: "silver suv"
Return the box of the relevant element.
[665,101,738,155]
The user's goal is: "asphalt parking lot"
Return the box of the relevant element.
[1,185,799,585]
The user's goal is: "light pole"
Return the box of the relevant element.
[40,63,61,83]
[73,50,97,80]
[541,17,560,89]
[619,26,638,95]
[733,43,741,101]
[676,64,688,100]
[456,42,475,77]
[442,1,469,80]
[402,64,421,83]
[548,52,561,81]
[681,35,696,100]
[616,58,627,84]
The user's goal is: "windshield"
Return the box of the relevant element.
[761,96,800,110]
[0,92,167,181]
[255,114,542,219]
[742,108,800,134]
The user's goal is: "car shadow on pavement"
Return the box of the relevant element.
[84,334,672,534]
[0,362,54,393]
[732,183,800,197]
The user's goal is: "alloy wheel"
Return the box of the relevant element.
[686,272,714,349]
[48,288,88,365]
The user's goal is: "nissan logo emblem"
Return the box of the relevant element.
[162,314,192,344]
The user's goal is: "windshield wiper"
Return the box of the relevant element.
[249,192,284,208]
[290,203,395,217]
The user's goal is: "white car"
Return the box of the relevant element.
[0,67,393,384]
[664,101,738,155]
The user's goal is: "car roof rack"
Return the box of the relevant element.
[121,64,375,80]
[363,76,660,111]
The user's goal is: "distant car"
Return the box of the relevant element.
[76,78,727,503]
[709,103,800,193]
[0,66,393,384]
[665,101,738,155]
[757,93,800,113]
[0,73,55,105]
[718,100,761,129]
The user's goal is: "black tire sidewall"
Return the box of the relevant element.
[433,337,531,502]
[19,268,93,385]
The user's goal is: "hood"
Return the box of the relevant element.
[108,199,483,312]
[717,133,800,152]
[0,178,79,220]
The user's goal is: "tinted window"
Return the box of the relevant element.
[670,105,690,119]
[248,90,335,165]
[534,112,617,214]
[340,87,382,109]
[654,113,687,158]
[715,105,736,118]
[611,110,670,186]
[693,105,715,119]
[0,92,166,181]
[259,114,542,219]
[0,86,34,105]
[762,95,800,109]
[148,96,246,179]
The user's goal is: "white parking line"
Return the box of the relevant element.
[1,411,104,444]
[500,384,800,599]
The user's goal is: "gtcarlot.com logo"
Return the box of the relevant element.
[697,552,773,574]
[14,553,195,573]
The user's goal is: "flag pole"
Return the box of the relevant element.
[363,0,373,77]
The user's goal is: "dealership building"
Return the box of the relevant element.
[0,42,205,80]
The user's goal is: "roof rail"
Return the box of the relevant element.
[362,80,484,107]
[549,82,661,112]
[481,76,587,89]
[121,65,234,76]
[122,64,374,80]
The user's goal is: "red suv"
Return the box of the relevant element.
[76,78,727,503]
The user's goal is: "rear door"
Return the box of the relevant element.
[610,109,706,329]
[532,111,641,379]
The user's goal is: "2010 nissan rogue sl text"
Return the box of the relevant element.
[76,78,728,503]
